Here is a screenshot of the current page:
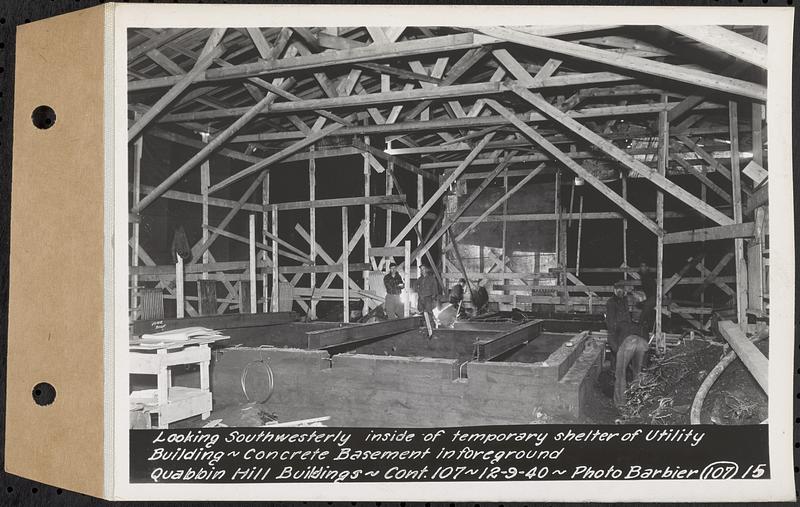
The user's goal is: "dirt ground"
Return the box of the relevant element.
[579,337,769,425]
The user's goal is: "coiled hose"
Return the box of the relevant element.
[689,329,768,424]
[240,350,275,404]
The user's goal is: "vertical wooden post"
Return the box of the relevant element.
[271,207,279,312]
[404,240,411,317]
[556,168,567,291]
[342,207,350,323]
[363,138,371,313]
[729,101,748,328]
[748,103,765,312]
[131,116,143,317]
[576,195,584,277]
[621,175,628,280]
[699,184,707,305]
[655,96,668,353]
[175,255,185,318]
[553,169,561,263]
[200,132,211,278]
[416,173,424,269]
[262,173,270,312]
[501,169,509,302]
[385,159,394,250]
[440,173,449,289]
[309,148,317,319]
[248,214,257,314]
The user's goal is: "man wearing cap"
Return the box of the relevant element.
[416,264,439,320]
[383,262,405,319]
[605,281,634,358]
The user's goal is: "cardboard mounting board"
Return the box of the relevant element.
[6,4,110,498]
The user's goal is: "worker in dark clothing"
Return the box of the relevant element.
[614,333,650,407]
[449,278,466,305]
[449,278,467,318]
[638,262,657,337]
[605,281,633,357]
[416,265,439,320]
[383,262,405,319]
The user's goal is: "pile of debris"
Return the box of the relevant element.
[619,336,768,425]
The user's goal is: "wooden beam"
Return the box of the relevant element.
[412,151,515,262]
[342,207,350,323]
[450,162,547,245]
[266,194,406,211]
[729,101,748,328]
[203,226,309,264]
[189,170,269,264]
[245,27,273,59]
[663,254,703,294]
[354,62,444,84]
[513,88,734,226]
[486,99,663,236]
[692,252,734,298]
[663,25,767,69]
[403,47,489,121]
[228,89,683,141]
[129,33,482,91]
[474,320,543,361]
[718,320,768,393]
[135,77,294,212]
[655,96,668,351]
[671,150,732,204]
[404,240,411,317]
[350,139,435,181]
[162,81,504,123]
[389,133,496,247]
[208,118,353,193]
[664,222,755,244]
[128,28,186,62]
[675,135,733,181]
[175,256,185,318]
[132,311,295,335]
[368,247,405,257]
[477,26,766,100]
[666,61,750,123]
[147,127,260,164]
[248,215,257,313]
[128,41,225,142]
[137,185,261,213]
[271,207,279,312]
[306,316,422,349]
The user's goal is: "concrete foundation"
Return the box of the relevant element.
[166,320,604,426]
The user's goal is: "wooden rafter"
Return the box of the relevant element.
[135,77,294,212]
[476,26,766,101]
[513,87,735,226]
[662,25,767,69]
[485,99,663,236]
[129,33,482,91]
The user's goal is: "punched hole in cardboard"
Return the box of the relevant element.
[31,105,56,129]
[32,382,56,406]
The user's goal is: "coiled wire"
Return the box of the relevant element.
[240,349,275,404]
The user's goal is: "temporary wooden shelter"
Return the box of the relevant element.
[127,24,769,354]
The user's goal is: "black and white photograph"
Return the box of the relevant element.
[128,21,771,427]
[114,4,794,502]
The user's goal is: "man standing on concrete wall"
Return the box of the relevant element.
[416,264,439,320]
[383,262,404,319]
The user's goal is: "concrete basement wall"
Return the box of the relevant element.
[205,331,603,426]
